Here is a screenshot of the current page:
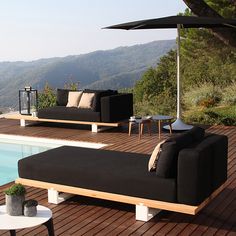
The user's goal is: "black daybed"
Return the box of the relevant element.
[5,89,133,132]
[37,89,133,132]
[17,127,228,221]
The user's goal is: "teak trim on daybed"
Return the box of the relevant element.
[16,178,226,215]
[4,114,122,127]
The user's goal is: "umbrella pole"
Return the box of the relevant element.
[164,24,192,131]
[177,24,181,119]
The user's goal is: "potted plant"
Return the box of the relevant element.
[4,183,26,216]
[23,199,38,217]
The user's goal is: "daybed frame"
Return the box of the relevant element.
[16,178,226,222]
[4,114,123,133]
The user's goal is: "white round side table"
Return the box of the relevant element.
[0,205,54,236]
[128,118,152,140]
[152,115,174,139]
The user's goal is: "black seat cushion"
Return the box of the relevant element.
[38,106,101,122]
[18,146,177,203]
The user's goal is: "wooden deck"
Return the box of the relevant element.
[0,118,236,235]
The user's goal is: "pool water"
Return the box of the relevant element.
[0,140,59,186]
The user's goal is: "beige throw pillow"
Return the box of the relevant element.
[78,92,95,109]
[148,139,166,172]
[66,91,83,107]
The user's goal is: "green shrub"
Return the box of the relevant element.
[4,183,26,196]
[221,83,236,105]
[183,83,222,108]
[184,105,236,126]
[134,90,176,116]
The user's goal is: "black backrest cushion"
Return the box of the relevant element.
[170,132,194,151]
[84,89,118,112]
[156,141,178,178]
[187,126,205,142]
[168,126,205,150]
[56,89,71,106]
[156,126,204,178]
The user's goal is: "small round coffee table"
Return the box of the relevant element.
[0,205,54,236]
[128,118,152,140]
[152,115,174,139]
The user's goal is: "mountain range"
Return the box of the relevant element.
[0,39,175,109]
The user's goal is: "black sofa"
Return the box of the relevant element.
[38,89,133,123]
[17,127,228,219]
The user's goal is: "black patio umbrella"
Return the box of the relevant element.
[105,16,236,130]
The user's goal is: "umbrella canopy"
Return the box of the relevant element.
[105,15,236,30]
[105,16,236,130]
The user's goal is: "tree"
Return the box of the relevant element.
[38,82,79,109]
[133,3,236,115]
[38,83,56,109]
[133,50,177,115]
[183,0,236,48]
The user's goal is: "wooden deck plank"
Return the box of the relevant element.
[0,118,236,235]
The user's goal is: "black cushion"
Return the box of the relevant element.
[156,126,205,178]
[172,132,194,151]
[156,141,177,178]
[56,89,71,106]
[18,146,177,203]
[84,89,118,112]
[177,146,213,205]
[38,106,100,122]
[156,132,193,178]
[177,133,228,205]
[100,93,133,122]
[187,126,205,142]
[195,134,228,191]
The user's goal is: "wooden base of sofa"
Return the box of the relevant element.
[4,114,124,133]
[16,178,226,218]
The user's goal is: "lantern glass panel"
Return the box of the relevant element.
[19,89,38,115]
[19,91,29,115]
[30,92,37,113]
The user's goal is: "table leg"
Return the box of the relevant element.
[141,123,144,136]
[43,218,55,236]
[128,122,132,136]
[9,230,16,236]
[147,121,151,136]
[158,121,161,139]
[169,121,173,134]
[138,123,143,140]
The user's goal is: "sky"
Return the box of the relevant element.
[0,0,187,62]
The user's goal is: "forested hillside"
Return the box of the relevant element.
[0,40,175,109]
[133,0,236,125]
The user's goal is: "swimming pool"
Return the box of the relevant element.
[0,134,107,186]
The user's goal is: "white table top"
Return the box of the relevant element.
[152,115,173,120]
[129,115,173,122]
[129,116,152,123]
[0,205,52,230]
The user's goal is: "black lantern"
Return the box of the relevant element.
[19,86,38,115]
